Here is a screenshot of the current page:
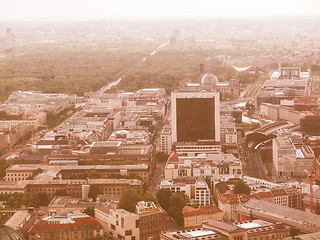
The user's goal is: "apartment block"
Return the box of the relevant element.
[273,129,314,177]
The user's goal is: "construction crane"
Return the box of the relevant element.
[8,126,12,156]
[67,132,81,154]
[304,169,320,214]
[25,123,48,145]
[238,195,243,222]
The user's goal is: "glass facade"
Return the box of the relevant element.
[176,97,215,142]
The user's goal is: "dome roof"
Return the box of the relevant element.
[0,225,25,240]
[201,73,218,86]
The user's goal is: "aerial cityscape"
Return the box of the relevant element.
[0,0,320,239]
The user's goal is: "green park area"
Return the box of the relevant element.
[0,43,150,101]
[0,43,275,101]
[109,44,264,95]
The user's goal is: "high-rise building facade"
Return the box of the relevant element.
[171,91,220,144]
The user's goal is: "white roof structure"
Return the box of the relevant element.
[232,66,251,72]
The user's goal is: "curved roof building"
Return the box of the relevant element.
[201,73,218,86]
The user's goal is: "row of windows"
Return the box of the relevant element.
[7,173,32,176]
[64,172,148,177]
[141,229,161,238]
[248,233,289,240]
[6,177,29,181]
[30,230,97,240]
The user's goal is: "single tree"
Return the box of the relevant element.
[88,184,101,202]
[245,101,255,110]
[156,188,172,211]
[233,180,251,195]
[118,188,139,213]
[170,192,187,209]
[84,207,95,217]
[37,192,49,206]
[156,152,169,162]
[0,159,10,179]
[167,206,184,226]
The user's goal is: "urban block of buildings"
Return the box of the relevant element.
[256,67,310,106]
[95,201,163,240]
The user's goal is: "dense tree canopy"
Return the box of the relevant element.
[156,188,172,211]
[233,180,251,195]
[156,152,169,162]
[118,188,156,213]
[156,189,187,226]
[4,192,48,208]
[0,44,150,101]
[109,45,236,94]
[84,207,95,217]
[88,184,101,202]
[118,188,140,213]
[0,159,10,179]
[169,192,187,209]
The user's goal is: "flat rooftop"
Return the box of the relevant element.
[242,199,320,231]
[61,164,149,171]
[5,210,30,230]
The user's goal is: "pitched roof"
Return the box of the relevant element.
[254,191,273,199]
[167,152,179,163]
[215,182,230,194]
[29,216,102,233]
[183,205,223,217]
[219,194,253,204]
[270,188,287,197]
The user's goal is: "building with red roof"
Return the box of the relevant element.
[28,213,103,240]
[218,194,254,222]
[183,205,224,227]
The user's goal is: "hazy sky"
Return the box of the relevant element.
[0,0,320,22]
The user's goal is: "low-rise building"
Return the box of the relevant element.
[136,201,163,240]
[273,129,314,177]
[256,67,309,106]
[48,196,98,215]
[161,228,228,240]
[24,178,143,200]
[165,152,242,180]
[174,140,222,157]
[108,129,150,145]
[28,213,103,240]
[7,91,73,114]
[220,115,237,145]
[5,164,44,181]
[242,199,320,233]
[107,209,140,240]
[58,164,150,182]
[183,205,224,227]
[260,103,301,124]
[162,219,290,240]
[5,210,38,240]
[302,188,320,213]
[218,194,254,222]
[160,178,211,206]
[204,219,290,240]
[212,176,303,212]
[178,73,240,99]
[95,201,162,240]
